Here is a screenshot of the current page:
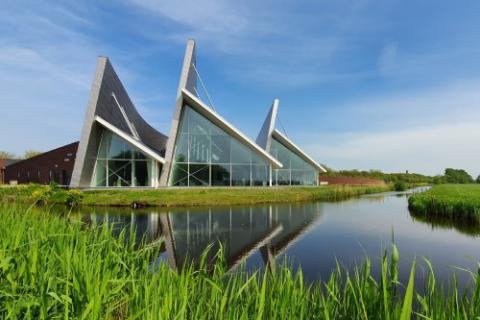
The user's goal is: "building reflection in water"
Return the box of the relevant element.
[80,203,324,272]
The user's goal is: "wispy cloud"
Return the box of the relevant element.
[309,121,480,177]
[124,0,373,87]
[296,79,480,177]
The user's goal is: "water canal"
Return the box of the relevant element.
[64,187,480,289]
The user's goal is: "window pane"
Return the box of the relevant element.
[94,160,107,186]
[189,164,209,186]
[171,163,188,186]
[252,165,268,186]
[276,169,290,185]
[133,160,151,186]
[232,164,251,186]
[290,153,306,170]
[108,160,132,186]
[179,107,189,133]
[189,108,210,135]
[189,134,210,163]
[109,134,128,159]
[274,141,290,169]
[231,139,251,164]
[291,170,304,185]
[134,150,146,160]
[211,135,230,163]
[174,131,188,162]
[211,164,230,186]
[97,131,110,159]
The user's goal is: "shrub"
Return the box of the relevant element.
[394,181,407,191]
[65,189,84,206]
[31,186,54,205]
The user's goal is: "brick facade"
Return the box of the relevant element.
[5,142,79,186]
[319,176,386,186]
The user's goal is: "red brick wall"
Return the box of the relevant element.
[319,176,386,186]
[5,142,79,185]
[0,160,5,184]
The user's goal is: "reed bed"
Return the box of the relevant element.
[1,204,480,319]
[408,184,480,223]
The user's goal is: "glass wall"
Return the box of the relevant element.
[270,138,318,186]
[170,105,271,187]
[93,130,154,187]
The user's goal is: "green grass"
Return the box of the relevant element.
[0,184,392,208]
[408,184,480,223]
[1,204,480,319]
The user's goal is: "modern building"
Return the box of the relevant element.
[5,39,325,188]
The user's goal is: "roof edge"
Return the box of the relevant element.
[272,129,326,172]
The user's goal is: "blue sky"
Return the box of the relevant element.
[1,0,480,176]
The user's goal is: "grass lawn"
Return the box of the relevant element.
[408,184,480,222]
[0,184,392,207]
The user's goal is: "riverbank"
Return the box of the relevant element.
[0,184,392,207]
[408,184,480,222]
[1,204,479,319]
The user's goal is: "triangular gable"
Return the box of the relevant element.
[272,129,326,172]
[256,99,279,152]
[70,57,167,187]
[257,100,326,173]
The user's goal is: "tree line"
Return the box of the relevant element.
[322,165,479,185]
[0,150,43,160]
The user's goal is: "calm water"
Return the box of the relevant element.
[67,188,480,289]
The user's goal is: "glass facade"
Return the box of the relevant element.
[93,130,155,187]
[170,105,271,187]
[270,138,318,186]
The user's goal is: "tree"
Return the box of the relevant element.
[0,151,17,159]
[320,164,334,172]
[23,150,43,159]
[476,175,480,184]
[443,168,473,184]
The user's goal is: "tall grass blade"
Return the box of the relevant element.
[400,261,416,320]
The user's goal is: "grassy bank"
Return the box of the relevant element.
[1,204,480,319]
[408,184,480,222]
[0,184,392,207]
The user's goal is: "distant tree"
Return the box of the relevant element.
[476,175,480,184]
[443,168,474,184]
[433,175,447,184]
[0,151,17,159]
[23,150,43,159]
[320,164,335,172]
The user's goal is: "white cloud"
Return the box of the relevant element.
[124,0,371,87]
[309,121,480,177]
[286,78,480,177]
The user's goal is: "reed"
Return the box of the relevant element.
[408,184,480,223]
[1,204,479,319]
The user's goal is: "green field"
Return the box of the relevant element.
[1,204,479,319]
[408,184,480,222]
[0,184,392,207]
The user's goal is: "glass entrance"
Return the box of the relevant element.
[92,130,154,187]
